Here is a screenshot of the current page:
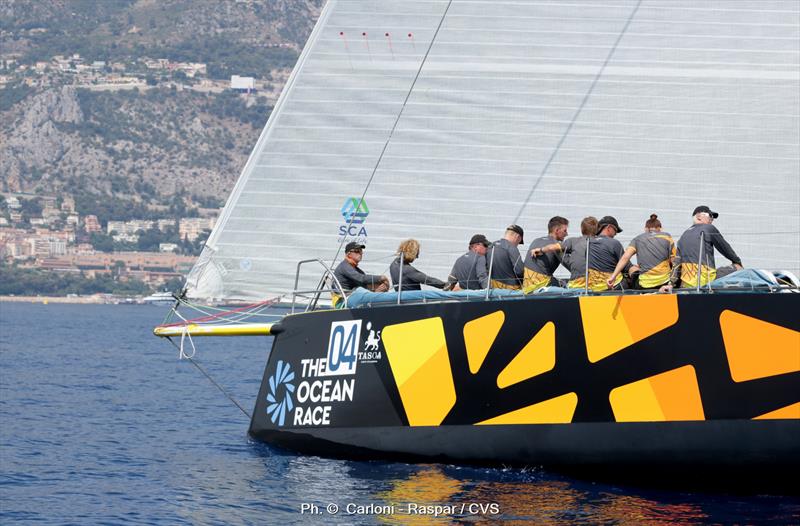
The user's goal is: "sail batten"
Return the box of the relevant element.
[186,0,800,302]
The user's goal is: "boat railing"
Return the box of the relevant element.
[294,257,798,312]
[291,259,349,314]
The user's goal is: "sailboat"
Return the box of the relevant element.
[155,0,800,482]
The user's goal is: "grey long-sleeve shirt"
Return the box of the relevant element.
[390,257,446,291]
[675,223,741,270]
[333,260,384,292]
[447,251,489,290]
[487,238,524,287]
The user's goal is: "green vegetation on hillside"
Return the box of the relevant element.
[3,0,314,78]
[204,91,272,129]
[151,37,298,80]
[0,262,153,296]
[73,191,155,225]
[0,80,34,112]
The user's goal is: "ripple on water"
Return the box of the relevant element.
[2,303,799,525]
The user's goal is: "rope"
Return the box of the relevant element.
[512,0,643,224]
[164,335,251,420]
[329,0,454,268]
[159,296,283,328]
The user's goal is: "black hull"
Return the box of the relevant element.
[249,292,800,486]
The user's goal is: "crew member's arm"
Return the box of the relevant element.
[477,254,489,289]
[617,240,635,275]
[661,250,682,293]
[709,226,743,270]
[340,264,387,289]
[445,261,460,291]
[531,242,562,258]
[607,246,636,287]
[403,264,446,289]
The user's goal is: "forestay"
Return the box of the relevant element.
[186,0,800,302]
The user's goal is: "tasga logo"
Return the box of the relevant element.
[266,360,295,426]
[340,197,370,224]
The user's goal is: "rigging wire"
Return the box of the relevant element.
[164,335,252,420]
[512,0,643,225]
[163,307,254,419]
[329,0,455,268]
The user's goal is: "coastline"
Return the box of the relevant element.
[1,295,139,304]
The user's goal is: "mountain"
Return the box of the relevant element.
[0,0,322,208]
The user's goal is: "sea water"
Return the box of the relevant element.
[1,303,798,525]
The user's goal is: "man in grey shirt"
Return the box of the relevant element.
[487,224,525,289]
[535,216,599,289]
[447,234,490,290]
[524,216,569,290]
[333,242,389,294]
[668,205,742,289]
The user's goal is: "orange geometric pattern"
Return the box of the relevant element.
[754,402,800,420]
[719,310,800,383]
[496,322,555,388]
[609,365,705,422]
[463,310,504,374]
[579,294,679,363]
[378,297,796,428]
[382,317,456,426]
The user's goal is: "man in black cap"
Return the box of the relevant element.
[332,242,389,304]
[590,215,629,289]
[487,224,525,289]
[665,205,742,290]
[446,234,490,290]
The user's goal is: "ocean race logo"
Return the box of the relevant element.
[338,197,369,242]
[291,320,361,426]
[266,360,295,426]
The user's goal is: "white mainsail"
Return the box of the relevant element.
[186,0,800,302]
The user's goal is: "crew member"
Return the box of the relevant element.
[535,216,598,289]
[667,205,742,290]
[447,234,490,290]
[589,215,627,290]
[332,242,389,306]
[487,224,525,289]
[523,216,568,292]
[607,214,675,290]
[390,239,446,291]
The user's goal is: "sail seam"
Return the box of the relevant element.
[512,0,643,225]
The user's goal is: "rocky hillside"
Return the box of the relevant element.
[1,84,275,201]
[0,0,322,207]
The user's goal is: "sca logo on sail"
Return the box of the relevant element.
[338,197,369,240]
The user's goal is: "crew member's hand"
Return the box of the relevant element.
[452,283,462,291]
[606,277,615,288]
[733,263,743,270]
[375,281,389,293]
[659,284,673,294]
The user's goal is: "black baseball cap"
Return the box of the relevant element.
[469,234,490,247]
[345,241,365,253]
[506,224,524,243]
[597,216,623,234]
[692,205,719,218]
